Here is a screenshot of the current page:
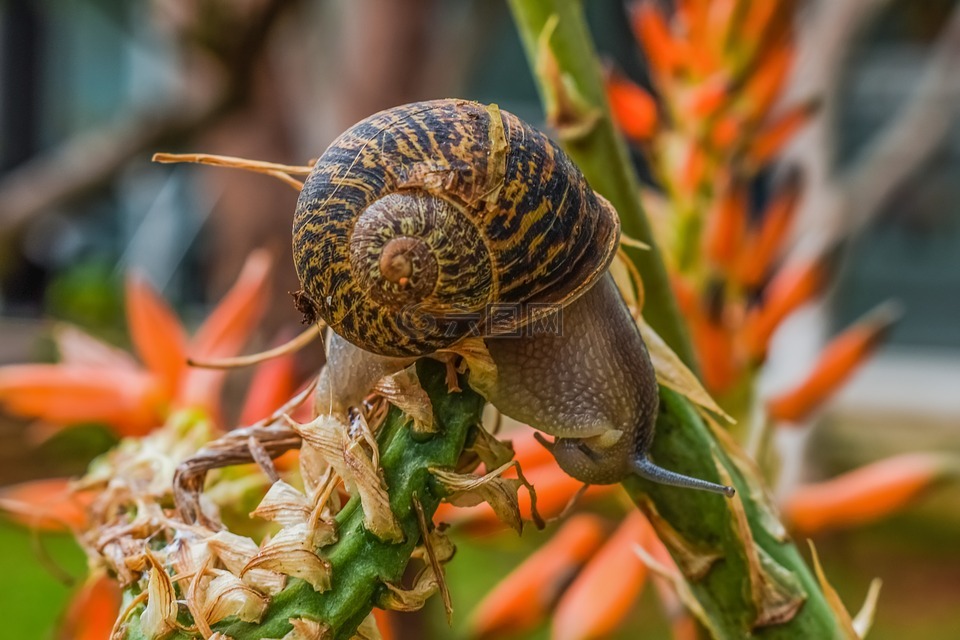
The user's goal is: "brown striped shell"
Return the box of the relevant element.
[293,99,620,357]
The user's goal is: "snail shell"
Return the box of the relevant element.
[293,99,620,357]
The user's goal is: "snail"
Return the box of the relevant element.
[293,99,733,497]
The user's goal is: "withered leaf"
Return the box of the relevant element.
[203,570,269,625]
[251,480,311,527]
[374,367,435,434]
[716,463,806,630]
[140,553,178,640]
[291,415,402,542]
[638,319,734,423]
[242,524,332,593]
[431,463,523,534]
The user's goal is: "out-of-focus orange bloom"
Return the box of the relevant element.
[469,514,607,639]
[552,511,654,640]
[372,608,397,640]
[703,175,747,269]
[745,100,819,170]
[0,251,272,436]
[239,347,298,426]
[740,41,794,121]
[58,572,121,640]
[690,313,739,394]
[784,453,954,535]
[767,303,899,423]
[631,2,681,79]
[435,460,615,532]
[735,172,802,287]
[607,72,658,143]
[0,477,92,531]
[741,254,831,359]
[679,143,707,195]
[684,76,730,120]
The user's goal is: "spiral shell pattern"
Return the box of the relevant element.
[293,99,620,357]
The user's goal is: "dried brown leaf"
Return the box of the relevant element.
[808,540,862,639]
[716,463,806,629]
[203,570,269,625]
[633,494,722,580]
[438,337,497,399]
[465,425,516,471]
[381,569,440,612]
[431,463,523,534]
[265,618,331,640]
[140,553,178,640]
[633,543,723,639]
[351,613,383,640]
[374,367,435,434]
[638,319,734,423]
[291,416,402,542]
[853,579,883,638]
[251,480,311,527]
[242,524,332,592]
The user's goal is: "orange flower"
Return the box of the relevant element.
[767,302,900,423]
[631,2,681,79]
[606,72,659,143]
[735,170,802,287]
[0,477,92,531]
[469,514,607,639]
[703,175,747,269]
[784,453,954,535]
[741,251,834,359]
[0,251,272,436]
[238,344,299,426]
[58,572,122,640]
[552,511,654,640]
[745,100,819,170]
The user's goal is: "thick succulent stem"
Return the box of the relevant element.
[121,360,485,639]
[507,1,843,637]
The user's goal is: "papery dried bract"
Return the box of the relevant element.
[208,531,287,595]
[374,368,435,434]
[431,464,524,534]
[140,554,178,639]
[203,570,269,625]
[292,416,402,542]
[242,523,332,592]
[251,480,312,526]
[638,318,733,422]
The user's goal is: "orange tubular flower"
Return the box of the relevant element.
[741,253,831,359]
[784,453,954,535]
[238,348,298,426]
[631,2,681,79]
[703,175,747,269]
[0,477,92,531]
[606,72,659,143]
[469,514,607,639]
[741,41,794,122]
[0,250,272,437]
[745,100,819,170]
[58,572,122,640]
[552,511,654,640]
[735,171,802,287]
[767,302,900,423]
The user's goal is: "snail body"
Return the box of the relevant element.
[297,100,732,496]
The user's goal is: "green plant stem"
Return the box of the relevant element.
[507,1,842,637]
[122,360,485,640]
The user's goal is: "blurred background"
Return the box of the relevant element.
[0,0,959,638]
